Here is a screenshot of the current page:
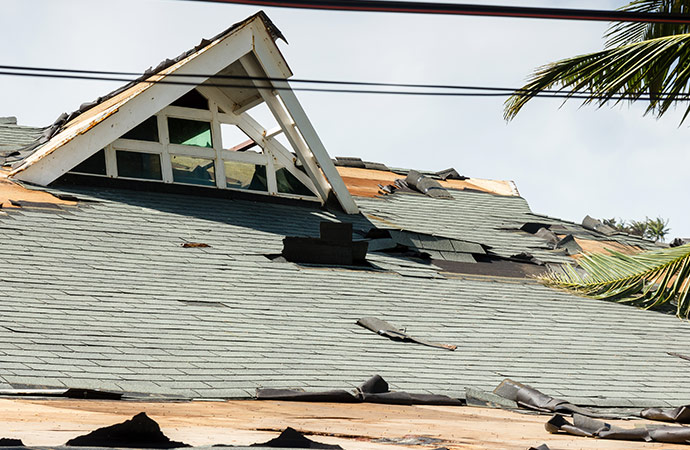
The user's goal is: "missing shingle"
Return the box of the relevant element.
[182,242,210,248]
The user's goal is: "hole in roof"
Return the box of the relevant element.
[221,123,256,152]
[520,223,552,234]
[171,89,209,110]
[121,116,159,142]
[245,102,279,131]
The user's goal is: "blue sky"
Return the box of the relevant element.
[2,0,688,238]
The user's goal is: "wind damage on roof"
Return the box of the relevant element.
[335,164,519,198]
[0,177,77,209]
[0,117,45,166]
[3,12,283,173]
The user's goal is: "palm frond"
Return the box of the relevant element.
[540,244,690,318]
[503,33,690,123]
[604,0,690,48]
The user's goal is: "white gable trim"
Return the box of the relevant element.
[11,15,359,213]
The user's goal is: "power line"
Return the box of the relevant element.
[2,66,689,101]
[174,0,690,24]
[0,63,585,94]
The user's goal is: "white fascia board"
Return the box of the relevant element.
[13,25,256,186]
[248,23,359,214]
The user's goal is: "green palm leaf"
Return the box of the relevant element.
[604,0,690,48]
[504,33,690,123]
[540,244,690,318]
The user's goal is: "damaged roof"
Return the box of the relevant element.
[0,117,45,164]
[0,179,687,408]
[0,11,687,416]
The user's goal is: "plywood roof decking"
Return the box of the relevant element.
[2,399,688,450]
[337,167,518,198]
[0,177,76,208]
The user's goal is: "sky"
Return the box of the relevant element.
[2,0,689,238]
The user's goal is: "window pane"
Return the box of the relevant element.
[168,118,212,148]
[72,149,106,175]
[276,167,314,196]
[171,90,209,110]
[116,151,162,180]
[171,155,216,186]
[122,117,159,142]
[225,161,267,191]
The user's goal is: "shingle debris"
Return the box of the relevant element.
[405,170,453,199]
[357,317,456,351]
[641,404,690,424]
[250,427,342,449]
[546,413,690,444]
[257,375,463,406]
[65,412,189,448]
[582,215,617,236]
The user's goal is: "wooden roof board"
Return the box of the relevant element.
[336,166,518,198]
[2,398,686,450]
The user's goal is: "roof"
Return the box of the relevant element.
[0,119,45,164]
[0,179,686,408]
[4,398,687,450]
[0,12,687,427]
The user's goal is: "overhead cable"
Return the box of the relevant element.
[173,0,690,24]
[2,67,689,102]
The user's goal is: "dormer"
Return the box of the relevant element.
[9,12,358,214]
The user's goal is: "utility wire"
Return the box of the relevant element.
[2,64,690,101]
[0,63,592,95]
[174,0,690,24]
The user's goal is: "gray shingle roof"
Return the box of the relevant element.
[0,186,687,407]
[0,123,45,164]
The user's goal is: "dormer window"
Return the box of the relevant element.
[12,14,359,214]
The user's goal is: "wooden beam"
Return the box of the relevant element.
[238,55,331,203]
[247,25,359,214]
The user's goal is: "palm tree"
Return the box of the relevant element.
[508,1,690,317]
[504,0,690,123]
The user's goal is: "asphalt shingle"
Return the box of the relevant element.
[0,186,687,407]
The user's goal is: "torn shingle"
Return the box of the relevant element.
[405,170,453,199]
[356,317,456,351]
[65,412,189,448]
[555,234,582,255]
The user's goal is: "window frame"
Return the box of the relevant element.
[69,90,320,200]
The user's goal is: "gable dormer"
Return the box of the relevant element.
[10,12,358,214]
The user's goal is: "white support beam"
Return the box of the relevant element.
[199,85,323,201]
[248,25,359,214]
[209,99,226,189]
[157,114,173,183]
[13,26,255,185]
[237,56,332,204]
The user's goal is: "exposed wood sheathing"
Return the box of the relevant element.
[337,167,518,198]
[563,236,643,258]
[1,399,685,450]
[0,177,75,208]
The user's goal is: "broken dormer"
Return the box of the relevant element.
[8,12,358,214]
